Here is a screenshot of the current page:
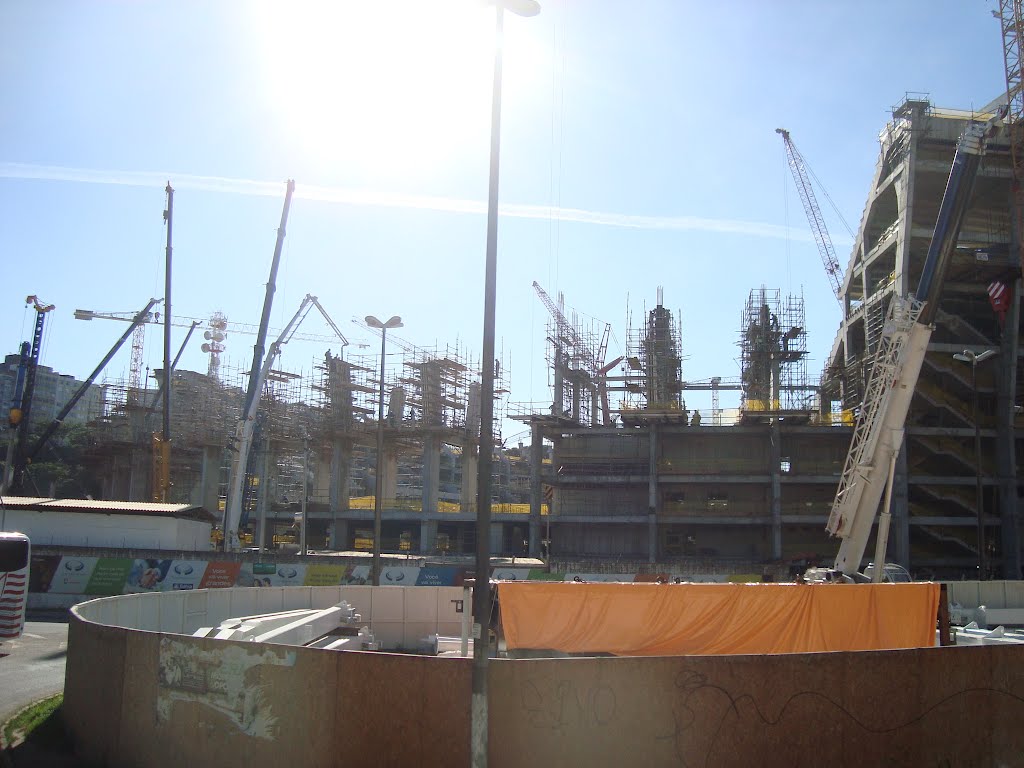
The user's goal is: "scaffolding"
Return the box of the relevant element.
[532,282,612,425]
[738,287,810,416]
[619,288,685,422]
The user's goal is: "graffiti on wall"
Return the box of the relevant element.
[157,637,296,739]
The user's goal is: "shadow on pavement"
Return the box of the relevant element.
[2,707,93,768]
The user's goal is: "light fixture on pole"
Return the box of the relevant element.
[952,348,997,579]
[472,2,539,767]
[366,314,403,586]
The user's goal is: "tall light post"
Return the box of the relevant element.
[366,314,403,586]
[472,2,539,767]
[953,348,997,579]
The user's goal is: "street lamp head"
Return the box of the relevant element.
[365,315,403,330]
[953,349,997,365]
[481,0,541,16]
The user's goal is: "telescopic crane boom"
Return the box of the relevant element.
[1,296,55,493]
[222,294,347,551]
[5,298,160,495]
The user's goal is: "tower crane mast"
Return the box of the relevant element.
[776,128,845,305]
[998,0,1024,273]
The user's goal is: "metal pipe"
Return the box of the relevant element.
[972,362,986,579]
[162,184,174,451]
[472,7,504,767]
[373,327,387,586]
[244,180,295,418]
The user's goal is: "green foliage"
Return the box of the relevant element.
[2,694,65,748]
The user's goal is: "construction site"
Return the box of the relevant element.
[2,105,1024,580]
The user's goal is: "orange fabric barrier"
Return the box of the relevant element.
[497,581,940,656]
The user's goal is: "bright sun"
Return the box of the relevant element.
[246,1,541,182]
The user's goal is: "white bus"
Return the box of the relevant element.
[0,531,30,640]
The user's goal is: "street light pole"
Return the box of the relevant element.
[953,349,997,580]
[472,2,539,767]
[366,314,403,586]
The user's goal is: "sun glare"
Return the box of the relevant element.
[246,1,540,182]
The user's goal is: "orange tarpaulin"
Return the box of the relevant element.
[497,581,940,656]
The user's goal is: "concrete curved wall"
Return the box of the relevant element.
[66,587,1024,767]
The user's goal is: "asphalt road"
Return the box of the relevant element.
[0,618,69,724]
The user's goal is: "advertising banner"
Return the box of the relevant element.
[49,557,99,594]
[86,558,134,595]
[199,561,241,589]
[28,554,62,593]
[342,565,371,585]
[125,559,174,593]
[378,566,419,585]
[239,562,308,587]
[303,564,347,586]
[415,567,465,586]
[491,567,532,581]
[163,561,210,591]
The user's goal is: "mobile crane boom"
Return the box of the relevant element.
[819,118,998,581]
[5,298,159,495]
[222,294,346,551]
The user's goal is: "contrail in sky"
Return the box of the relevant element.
[0,162,821,243]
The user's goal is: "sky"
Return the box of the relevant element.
[0,0,1009,442]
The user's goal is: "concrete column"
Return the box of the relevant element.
[421,436,440,513]
[420,519,438,554]
[383,449,398,502]
[528,422,542,556]
[196,445,222,516]
[553,345,564,416]
[998,277,1021,578]
[329,439,351,551]
[490,522,503,555]
[461,443,478,513]
[314,449,332,504]
[768,422,782,560]
[419,434,440,558]
[331,519,350,551]
[648,422,658,563]
[129,449,148,502]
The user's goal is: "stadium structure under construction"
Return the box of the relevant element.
[3,96,1023,580]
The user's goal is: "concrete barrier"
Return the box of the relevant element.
[65,586,1024,767]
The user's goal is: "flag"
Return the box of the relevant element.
[988,280,1010,326]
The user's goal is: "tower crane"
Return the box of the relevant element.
[999,0,1024,275]
[75,305,350,387]
[532,281,621,424]
[776,128,846,305]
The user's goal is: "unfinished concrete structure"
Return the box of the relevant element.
[516,286,846,568]
[17,96,1023,577]
[80,334,534,555]
[514,97,1023,578]
[822,96,1022,579]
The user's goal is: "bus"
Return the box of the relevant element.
[0,531,30,640]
